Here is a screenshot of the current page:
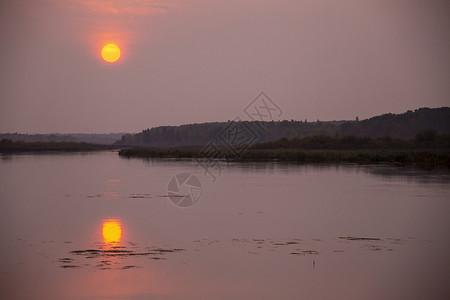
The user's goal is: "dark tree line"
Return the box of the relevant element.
[0,139,111,152]
[251,130,450,150]
[117,107,450,147]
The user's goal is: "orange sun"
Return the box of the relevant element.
[101,43,121,63]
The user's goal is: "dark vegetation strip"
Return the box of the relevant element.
[119,148,449,168]
[0,139,115,153]
[251,131,450,150]
[115,107,450,146]
[241,149,449,167]
[118,132,450,169]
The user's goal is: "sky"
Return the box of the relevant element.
[0,0,449,134]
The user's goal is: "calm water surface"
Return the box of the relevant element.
[1,152,449,299]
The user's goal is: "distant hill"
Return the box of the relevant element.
[116,107,450,147]
[116,121,342,147]
[340,107,450,139]
[0,133,126,145]
[0,140,112,153]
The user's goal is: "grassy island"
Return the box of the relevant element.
[118,131,450,169]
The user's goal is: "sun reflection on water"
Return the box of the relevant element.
[102,219,122,245]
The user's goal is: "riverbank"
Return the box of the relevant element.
[0,139,114,153]
[118,147,450,169]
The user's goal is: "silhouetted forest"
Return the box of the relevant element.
[251,130,450,150]
[0,140,112,153]
[340,107,450,138]
[0,133,125,145]
[116,107,450,147]
[119,131,450,168]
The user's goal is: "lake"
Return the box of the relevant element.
[1,152,449,299]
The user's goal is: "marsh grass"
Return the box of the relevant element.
[118,132,450,169]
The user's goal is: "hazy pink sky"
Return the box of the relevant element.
[0,0,449,133]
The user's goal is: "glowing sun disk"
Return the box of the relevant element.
[101,43,121,63]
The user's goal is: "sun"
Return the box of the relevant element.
[101,43,121,63]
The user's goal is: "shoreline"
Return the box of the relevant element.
[118,147,450,169]
[0,140,117,153]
